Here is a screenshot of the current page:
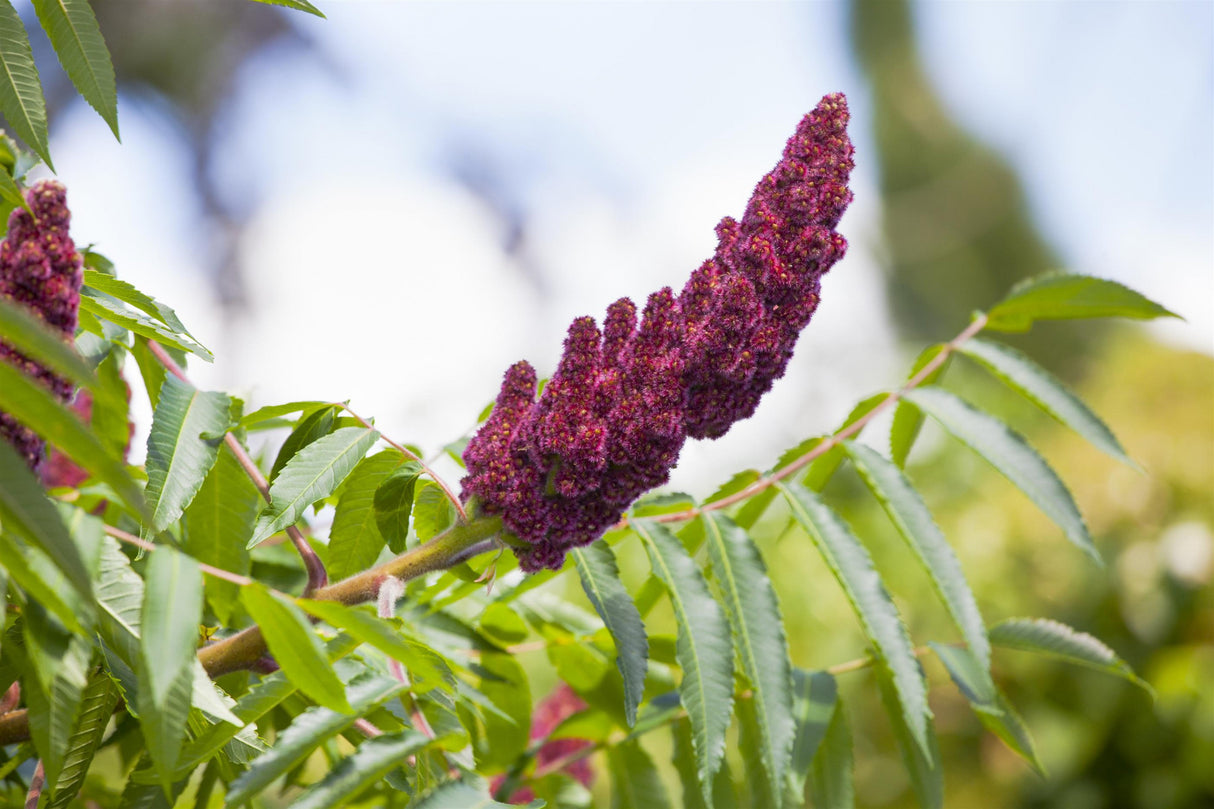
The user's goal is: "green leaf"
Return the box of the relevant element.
[572,542,648,728]
[91,349,131,458]
[413,480,455,541]
[138,548,202,790]
[0,164,27,215]
[843,441,990,672]
[958,337,1134,466]
[296,600,452,692]
[414,781,543,809]
[0,439,93,598]
[903,387,1098,563]
[78,291,212,361]
[45,669,119,809]
[30,0,118,138]
[328,450,405,580]
[239,582,351,712]
[0,0,51,167]
[184,444,259,624]
[990,618,1152,694]
[0,294,96,391]
[702,513,794,805]
[292,729,428,809]
[81,270,197,340]
[374,461,422,553]
[890,344,949,467]
[249,0,326,19]
[672,716,736,809]
[787,669,836,798]
[23,654,86,788]
[144,375,231,534]
[806,693,853,809]
[929,643,1045,774]
[874,663,942,809]
[632,519,733,803]
[778,481,932,755]
[470,652,531,771]
[984,272,1181,332]
[224,671,408,805]
[0,361,145,515]
[268,404,336,482]
[609,739,671,809]
[804,393,886,490]
[239,400,328,430]
[249,427,379,548]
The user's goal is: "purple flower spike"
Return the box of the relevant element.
[0,181,84,471]
[462,94,853,571]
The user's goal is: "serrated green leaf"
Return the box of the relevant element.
[374,461,421,553]
[81,270,196,339]
[804,393,886,491]
[806,693,853,809]
[0,164,27,215]
[702,513,794,805]
[184,444,259,623]
[0,361,145,515]
[672,716,736,809]
[903,387,1098,563]
[632,519,733,804]
[23,652,86,788]
[291,729,427,809]
[296,600,452,692]
[239,400,328,429]
[985,272,1180,332]
[414,781,543,809]
[990,618,1151,693]
[269,404,336,482]
[844,441,991,672]
[890,344,949,468]
[0,533,81,632]
[0,439,93,598]
[0,0,51,167]
[249,427,379,548]
[327,450,404,580]
[225,671,408,805]
[45,669,119,809]
[78,291,212,361]
[31,0,118,138]
[572,542,647,728]
[471,652,531,771]
[413,480,455,542]
[778,481,932,755]
[144,375,231,534]
[138,548,202,790]
[249,0,326,19]
[787,669,836,798]
[239,582,350,712]
[929,642,1045,775]
[959,337,1134,466]
[91,349,130,458]
[0,294,95,390]
[874,662,942,809]
[609,739,670,809]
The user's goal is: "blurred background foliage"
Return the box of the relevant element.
[2,0,1209,806]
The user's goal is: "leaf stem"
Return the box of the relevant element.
[146,340,328,594]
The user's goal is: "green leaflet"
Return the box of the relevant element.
[0,294,96,392]
[183,444,259,624]
[470,652,531,771]
[249,426,379,548]
[0,165,27,215]
[138,548,203,790]
[239,400,328,430]
[81,271,198,342]
[22,605,90,785]
[0,440,94,600]
[248,0,326,18]
[290,730,429,809]
[806,692,854,809]
[0,0,51,167]
[874,663,943,809]
[890,343,950,468]
[413,780,544,809]
[609,740,671,809]
[990,617,1152,694]
[78,291,212,362]
[224,671,409,805]
[959,337,1135,467]
[902,387,1099,564]
[843,440,991,672]
[778,481,933,756]
[572,542,648,728]
[984,272,1180,332]
[787,669,837,799]
[0,360,145,516]
[373,461,422,553]
[929,643,1045,774]
[239,583,351,712]
[144,375,232,534]
[632,519,733,804]
[672,716,736,809]
[803,392,886,490]
[30,0,118,138]
[45,670,119,809]
[701,513,794,807]
[268,404,337,482]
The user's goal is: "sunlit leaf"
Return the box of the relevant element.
[81,270,197,340]
[78,291,212,361]
[248,0,326,19]
[374,461,422,553]
[292,730,428,809]
[806,693,853,809]
[984,272,1180,332]
[990,618,1152,694]
[787,669,836,798]
[45,670,119,809]
[184,444,259,623]
[31,0,118,138]
[0,0,52,166]
[890,344,949,467]
[268,404,337,482]
[804,393,885,490]
[0,294,96,391]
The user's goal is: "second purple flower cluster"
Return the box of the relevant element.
[462,93,854,571]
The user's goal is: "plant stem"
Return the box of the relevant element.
[146,340,328,594]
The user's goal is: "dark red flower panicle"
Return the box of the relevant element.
[462,93,854,571]
[0,181,83,471]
